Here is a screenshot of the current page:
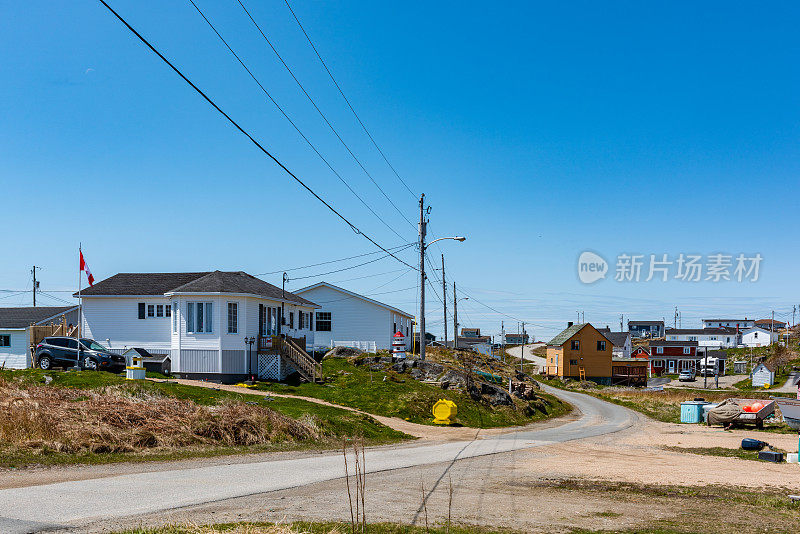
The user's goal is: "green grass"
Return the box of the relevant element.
[0,369,408,468]
[663,446,787,462]
[253,358,571,428]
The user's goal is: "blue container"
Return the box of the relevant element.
[680,401,707,423]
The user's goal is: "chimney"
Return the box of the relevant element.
[567,321,574,328]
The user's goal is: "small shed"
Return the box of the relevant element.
[733,361,747,374]
[122,347,171,376]
[751,362,776,387]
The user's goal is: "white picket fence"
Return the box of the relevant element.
[332,340,377,353]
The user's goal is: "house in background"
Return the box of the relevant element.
[632,346,650,359]
[754,318,787,331]
[598,328,632,358]
[503,332,530,345]
[545,322,613,384]
[665,328,738,348]
[648,340,699,375]
[456,327,492,349]
[78,271,319,383]
[294,281,413,352]
[0,306,79,369]
[627,320,664,339]
[741,326,778,347]
[701,318,754,330]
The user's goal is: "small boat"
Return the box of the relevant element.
[773,397,800,430]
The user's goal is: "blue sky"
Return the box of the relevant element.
[1,1,798,340]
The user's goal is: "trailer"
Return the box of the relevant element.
[706,398,775,429]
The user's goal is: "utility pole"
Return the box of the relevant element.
[619,314,623,332]
[418,194,427,360]
[674,306,678,329]
[31,266,39,307]
[441,254,447,348]
[501,320,505,363]
[452,281,458,352]
[520,322,526,373]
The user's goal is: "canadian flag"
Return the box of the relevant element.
[80,250,94,286]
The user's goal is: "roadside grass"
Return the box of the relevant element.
[253,357,570,428]
[662,445,787,462]
[0,369,407,469]
[118,522,524,534]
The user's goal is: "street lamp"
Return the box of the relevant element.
[419,232,466,361]
[244,336,256,382]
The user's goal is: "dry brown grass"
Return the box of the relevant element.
[0,377,317,455]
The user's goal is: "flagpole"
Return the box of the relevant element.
[77,243,82,370]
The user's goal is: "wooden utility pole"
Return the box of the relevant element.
[452,281,458,351]
[418,194,427,360]
[441,254,447,349]
[32,266,38,307]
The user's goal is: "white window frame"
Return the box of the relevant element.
[656,346,664,354]
[227,302,238,334]
[187,301,213,334]
[651,359,665,368]
[173,301,178,333]
[683,347,691,354]
[0,335,10,347]
[316,311,332,332]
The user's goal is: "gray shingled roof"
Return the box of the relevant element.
[547,323,587,346]
[649,340,698,347]
[75,271,316,307]
[604,331,631,348]
[0,306,76,329]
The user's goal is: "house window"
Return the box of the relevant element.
[683,347,691,354]
[148,305,155,318]
[310,312,314,331]
[187,302,213,333]
[570,340,580,350]
[227,302,238,334]
[393,322,397,334]
[316,312,332,332]
[156,305,164,317]
[569,359,578,365]
[299,311,304,330]
[165,305,171,317]
[688,336,697,341]
[656,346,664,354]
[138,302,146,320]
[173,303,177,333]
[652,359,665,368]
[0,335,9,347]
[597,341,606,351]
[754,332,758,338]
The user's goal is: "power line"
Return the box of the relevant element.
[284,243,416,281]
[255,242,414,275]
[326,268,409,285]
[186,0,409,243]
[96,0,416,270]
[235,0,416,230]
[311,285,416,305]
[283,0,417,199]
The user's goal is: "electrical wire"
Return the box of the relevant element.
[283,0,417,199]
[96,0,417,271]
[284,243,415,281]
[256,242,414,275]
[186,0,409,242]
[235,0,416,230]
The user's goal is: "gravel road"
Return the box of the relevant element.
[0,385,634,534]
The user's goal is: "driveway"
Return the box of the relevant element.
[0,386,635,534]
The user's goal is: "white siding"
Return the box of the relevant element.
[0,329,30,369]
[82,297,172,353]
[741,328,777,347]
[296,285,412,351]
[751,365,774,387]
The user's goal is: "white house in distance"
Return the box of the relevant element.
[294,281,414,352]
[751,361,776,387]
[702,318,755,330]
[741,326,778,348]
[78,271,319,383]
[0,306,79,369]
[665,328,738,348]
[598,329,632,358]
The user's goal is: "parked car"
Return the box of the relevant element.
[678,369,696,382]
[35,337,126,372]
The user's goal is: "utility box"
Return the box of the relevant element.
[432,399,457,425]
[680,401,708,423]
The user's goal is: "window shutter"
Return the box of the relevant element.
[138,303,146,320]
[259,304,264,336]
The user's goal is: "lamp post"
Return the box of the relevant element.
[418,225,466,361]
[245,336,255,382]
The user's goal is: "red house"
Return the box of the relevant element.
[648,340,698,376]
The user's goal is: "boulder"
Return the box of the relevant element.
[480,382,513,406]
[325,346,363,359]
[391,360,408,373]
[439,369,469,389]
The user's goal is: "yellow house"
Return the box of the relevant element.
[545,322,612,383]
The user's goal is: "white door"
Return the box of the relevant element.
[668,360,675,372]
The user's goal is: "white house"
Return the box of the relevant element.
[741,326,778,348]
[665,328,738,348]
[599,329,632,358]
[294,281,414,352]
[0,306,79,369]
[751,362,776,387]
[702,318,754,330]
[78,271,319,383]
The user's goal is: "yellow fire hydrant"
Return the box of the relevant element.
[432,399,457,425]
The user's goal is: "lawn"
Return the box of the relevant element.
[254,358,570,428]
[118,522,522,534]
[0,369,408,469]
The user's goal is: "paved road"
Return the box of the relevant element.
[0,386,636,533]
[505,343,546,371]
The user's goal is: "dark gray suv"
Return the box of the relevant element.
[35,337,126,372]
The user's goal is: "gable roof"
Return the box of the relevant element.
[628,320,664,326]
[75,271,316,307]
[649,340,698,347]
[604,331,631,347]
[0,306,78,329]
[754,318,787,327]
[294,281,413,318]
[547,323,610,347]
